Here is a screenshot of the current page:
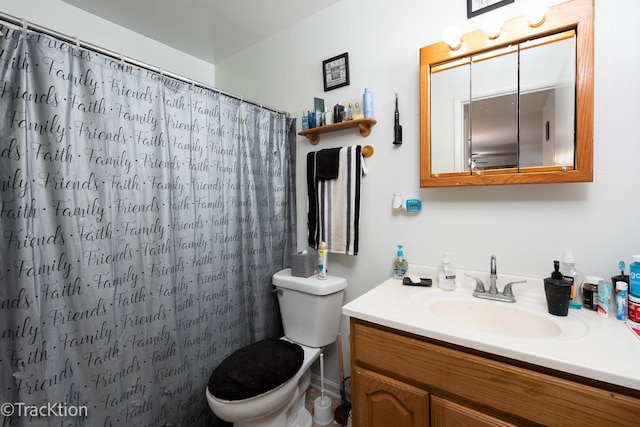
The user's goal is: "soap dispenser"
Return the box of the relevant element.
[544,260,572,316]
[437,253,456,291]
[393,245,408,279]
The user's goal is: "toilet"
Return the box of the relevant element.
[206,268,347,427]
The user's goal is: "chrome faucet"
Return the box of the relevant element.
[465,255,526,303]
[489,254,498,294]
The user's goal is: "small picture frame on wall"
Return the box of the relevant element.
[467,0,514,19]
[322,52,350,92]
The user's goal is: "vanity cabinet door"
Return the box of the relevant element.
[352,366,429,427]
[431,396,517,427]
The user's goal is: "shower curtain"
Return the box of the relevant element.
[0,23,296,426]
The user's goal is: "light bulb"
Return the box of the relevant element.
[443,25,462,50]
[525,3,547,27]
[483,16,502,39]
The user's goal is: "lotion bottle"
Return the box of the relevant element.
[353,102,363,119]
[392,245,408,279]
[437,253,456,291]
[363,88,374,118]
[559,250,584,309]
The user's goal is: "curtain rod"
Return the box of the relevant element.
[0,11,289,117]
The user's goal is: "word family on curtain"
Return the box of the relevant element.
[0,23,296,427]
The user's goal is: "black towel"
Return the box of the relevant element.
[315,147,340,180]
[307,152,319,248]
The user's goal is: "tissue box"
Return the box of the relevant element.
[291,250,317,278]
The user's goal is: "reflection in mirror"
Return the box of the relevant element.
[420,0,593,187]
[430,60,469,174]
[470,49,518,171]
[520,34,576,168]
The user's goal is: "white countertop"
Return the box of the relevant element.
[342,264,640,391]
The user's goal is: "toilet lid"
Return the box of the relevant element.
[208,338,304,401]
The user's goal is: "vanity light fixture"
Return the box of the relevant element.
[525,3,548,27]
[443,25,462,50]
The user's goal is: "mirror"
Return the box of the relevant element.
[420,0,593,187]
[432,34,576,174]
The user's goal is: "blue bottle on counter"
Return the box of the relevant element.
[392,245,408,279]
[630,255,640,297]
[363,88,374,119]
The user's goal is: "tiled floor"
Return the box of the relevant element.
[305,387,351,427]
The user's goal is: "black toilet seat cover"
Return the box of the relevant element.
[208,338,304,401]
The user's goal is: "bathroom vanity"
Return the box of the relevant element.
[343,266,640,426]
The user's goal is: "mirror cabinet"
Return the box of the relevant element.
[420,0,593,187]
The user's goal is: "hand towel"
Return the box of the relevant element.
[315,147,340,180]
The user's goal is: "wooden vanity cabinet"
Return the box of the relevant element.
[350,318,640,427]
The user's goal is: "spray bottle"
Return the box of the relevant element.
[317,241,328,280]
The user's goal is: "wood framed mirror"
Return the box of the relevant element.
[420,0,593,187]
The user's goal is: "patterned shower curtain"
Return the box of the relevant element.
[0,23,296,426]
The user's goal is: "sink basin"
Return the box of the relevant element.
[422,296,588,339]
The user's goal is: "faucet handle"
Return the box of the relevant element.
[502,280,527,298]
[464,273,486,293]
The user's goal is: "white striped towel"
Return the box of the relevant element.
[308,145,366,255]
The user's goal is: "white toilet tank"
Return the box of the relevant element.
[273,269,347,348]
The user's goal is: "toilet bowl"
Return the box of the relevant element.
[206,340,321,427]
[206,269,347,427]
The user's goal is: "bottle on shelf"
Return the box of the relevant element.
[333,102,345,123]
[325,107,334,125]
[353,102,363,119]
[308,110,315,129]
[363,88,374,119]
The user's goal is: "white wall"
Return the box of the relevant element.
[216,0,640,388]
[0,0,216,85]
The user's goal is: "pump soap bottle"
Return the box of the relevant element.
[544,260,572,316]
[437,253,456,291]
[393,245,408,279]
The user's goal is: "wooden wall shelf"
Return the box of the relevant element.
[298,118,377,145]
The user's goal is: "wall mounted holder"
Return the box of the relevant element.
[392,193,422,213]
